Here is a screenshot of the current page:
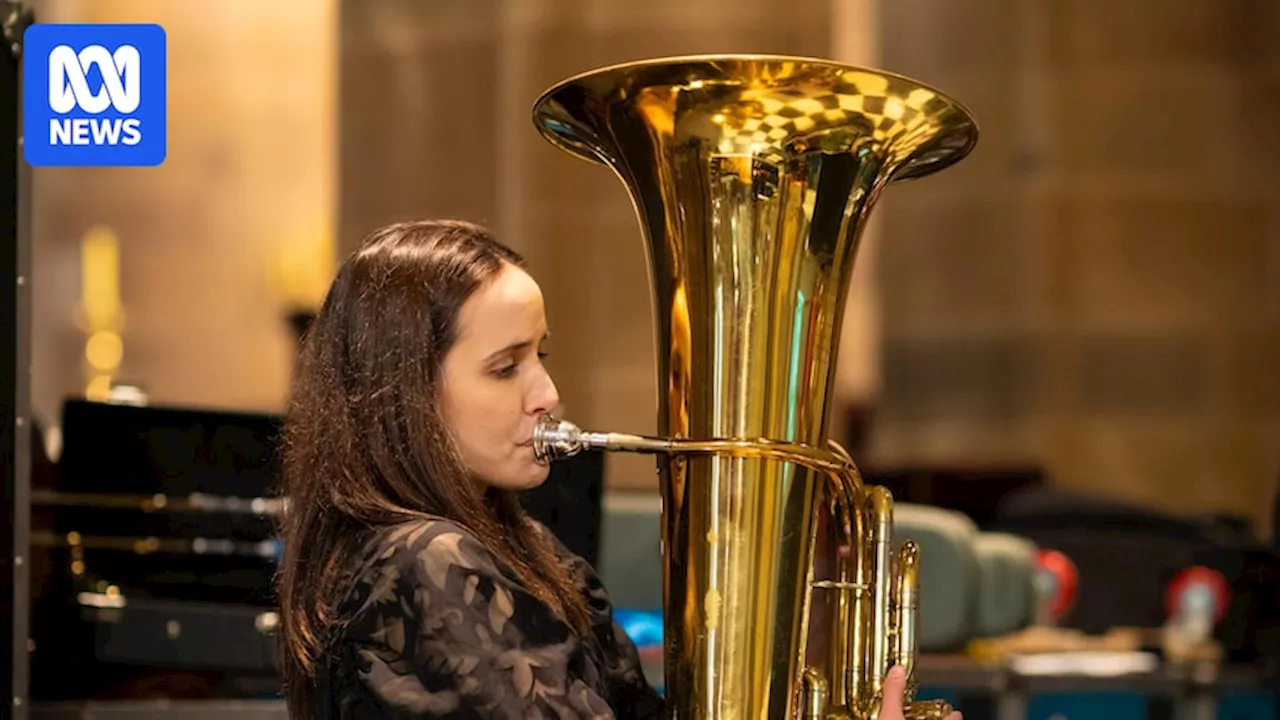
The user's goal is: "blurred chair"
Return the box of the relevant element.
[893,503,981,651]
[597,490,663,612]
[971,531,1038,638]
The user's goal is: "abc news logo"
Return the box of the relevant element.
[23,23,167,167]
[48,44,143,147]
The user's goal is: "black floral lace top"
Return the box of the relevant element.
[311,518,666,719]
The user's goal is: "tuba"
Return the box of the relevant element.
[529,55,978,720]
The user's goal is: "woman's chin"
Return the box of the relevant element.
[499,462,550,492]
[476,462,549,492]
[523,463,551,488]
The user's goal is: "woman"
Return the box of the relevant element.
[276,219,953,719]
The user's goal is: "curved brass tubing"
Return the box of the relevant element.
[534,416,953,720]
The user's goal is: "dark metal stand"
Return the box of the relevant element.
[4,2,33,719]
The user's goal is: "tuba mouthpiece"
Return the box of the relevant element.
[532,414,587,463]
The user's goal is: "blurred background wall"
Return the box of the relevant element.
[30,0,336,428]
[25,0,1279,535]
[871,0,1280,533]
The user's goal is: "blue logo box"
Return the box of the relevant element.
[23,23,167,167]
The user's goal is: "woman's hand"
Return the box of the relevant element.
[878,665,962,720]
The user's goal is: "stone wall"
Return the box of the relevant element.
[871,0,1280,534]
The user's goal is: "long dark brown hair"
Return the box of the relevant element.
[275,219,592,718]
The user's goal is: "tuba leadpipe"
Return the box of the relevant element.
[530,54,978,720]
[533,419,943,719]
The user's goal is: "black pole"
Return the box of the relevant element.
[3,3,32,718]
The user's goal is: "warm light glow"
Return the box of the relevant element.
[267,224,337,312]
[80,226,124,332]
[85,374,113,400]
[79,226,126,398]
[85,330,124,370]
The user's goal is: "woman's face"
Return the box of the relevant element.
[439,263,561,491]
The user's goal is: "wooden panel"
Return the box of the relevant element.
[31,0,337,421]
[876,0,1280,535]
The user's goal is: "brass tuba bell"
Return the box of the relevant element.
[529,55,978,720]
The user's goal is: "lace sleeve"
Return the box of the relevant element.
[338,520,619,719]
[551,529,666,720]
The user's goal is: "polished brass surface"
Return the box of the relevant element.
[530,55,977,720]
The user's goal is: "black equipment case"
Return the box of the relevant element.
[29,399,287,701]
[28,397,606,703]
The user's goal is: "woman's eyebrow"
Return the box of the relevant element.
[483,338,537,363]
[483,331,550,363]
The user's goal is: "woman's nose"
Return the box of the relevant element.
[530,367,560,414]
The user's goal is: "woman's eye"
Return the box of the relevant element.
[491,364,518,379]
[537,350,549,360]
